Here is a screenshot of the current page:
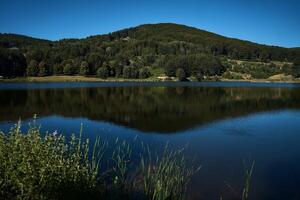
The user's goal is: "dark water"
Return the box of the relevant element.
[1,81,300,200]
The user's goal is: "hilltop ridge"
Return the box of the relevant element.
[0,23,300,79]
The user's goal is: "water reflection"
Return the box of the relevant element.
[1,83,300,199]
[1,86,300,133]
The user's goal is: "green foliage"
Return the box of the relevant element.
[139,67,151,79]
[0,121,101,200]
[38,61,48,77]
[0,48,26,77]
[27,59,39,76]
[294,57,300,66]
[96,66,110,79]
[123,66,139,79]
[226,60,287,79]
[79,61,89,76]
[291,65,300,78]
[53,63,63,75]
[140,145,201,200]
[165,54,225,78]
[0,120,199,200]
[1,24,300,78]
[176,68,187,81]
[63,63,77,75]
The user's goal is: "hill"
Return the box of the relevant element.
[0,23,300,79]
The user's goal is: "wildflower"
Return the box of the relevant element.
[52,130,58,136]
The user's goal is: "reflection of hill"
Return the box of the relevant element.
[1,86,300,133]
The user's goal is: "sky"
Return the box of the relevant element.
[0,0,299,47]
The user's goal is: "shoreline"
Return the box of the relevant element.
[1,75,300,84]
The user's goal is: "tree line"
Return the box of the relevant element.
[0,23,300,79]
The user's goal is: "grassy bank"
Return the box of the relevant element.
[0,120,200,200]
[0,75,166,82]
[1,75,300,83]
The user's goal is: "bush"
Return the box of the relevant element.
[79,61,89,76]
[0,121,101,200]
[27,60,39,76]
[138,67,151,79]
[292,65,300,78]
[97,66,110,79]
[53,64,63,75]
[123,66,138,79]
[164,54,225,78]
[63,63,77,75]
[176,68,187,81]
[38,61,48,77]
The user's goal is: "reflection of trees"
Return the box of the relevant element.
[1,87,300,133]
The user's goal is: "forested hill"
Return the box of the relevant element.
[1,23,300,79]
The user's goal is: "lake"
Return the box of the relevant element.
[1,81,300,200]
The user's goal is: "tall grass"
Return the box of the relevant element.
[0,120,198,200]
[224,160,255,200]
[242,160,255,200]
[139,144,201,200]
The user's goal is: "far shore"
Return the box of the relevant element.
[0,75,300,84]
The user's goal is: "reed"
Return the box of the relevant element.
[242,160,255,200]
[139,144,201,200]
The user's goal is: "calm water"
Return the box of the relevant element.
[1,81,300,200]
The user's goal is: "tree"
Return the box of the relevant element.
[62,59,78,75]
[27,60,39,76]
[79,61,89,76]
[292,65,300,78]
[195,71,204,81]
[63,64,74,75]
[0,48,26,77]
[97,66,109,79]
[123,66,138,79]
[139,67,151,79]
[294,57,300,66]
[38,61,48,77]
[176,68,186,81]
[53,64,63,75]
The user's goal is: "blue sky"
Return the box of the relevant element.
[0,0,299,47]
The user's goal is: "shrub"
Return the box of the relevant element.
[79,61,89,76]
[63,63,77,75]
[27,60,39,76]
[0,121,102,200]
[176,68,187,81]
[97,66,110,79]
[38,61,48,77]
[139,67,151,79]
[123,66,138,79]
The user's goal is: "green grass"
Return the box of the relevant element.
[0,119,199,200]
[242,160,255,200]
[140,144,201,200]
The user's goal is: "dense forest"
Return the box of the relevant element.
[1,23,300,79]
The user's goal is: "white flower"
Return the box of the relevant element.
[52,130,58,136]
